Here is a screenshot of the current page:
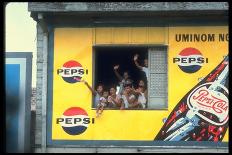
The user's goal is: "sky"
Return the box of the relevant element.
[5,2,37,87]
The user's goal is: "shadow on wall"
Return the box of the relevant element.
[30,110,36,152]
[6,93,19,153]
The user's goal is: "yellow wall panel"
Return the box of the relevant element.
[112,28,129,43]
[95,28,112,44]
[148,27,166,44]
[131,27,147,43]
[53,28,94,140]
[168,26,228,142]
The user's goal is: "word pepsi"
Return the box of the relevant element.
[56,117,94,125]
[57,68,87,76]
[173,57,208,64]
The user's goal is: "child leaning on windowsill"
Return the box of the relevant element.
[96,90,109,117]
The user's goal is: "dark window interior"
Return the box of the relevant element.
[94,46,148,91]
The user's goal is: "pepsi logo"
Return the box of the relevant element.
[56,107,94,135]
[173,47,208,73]
[57,60,88,83]
[187,82,228,126]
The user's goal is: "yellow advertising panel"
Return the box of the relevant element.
[50,26,228,145]
[167,26,228,142]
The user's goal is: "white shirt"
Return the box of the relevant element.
[118,79,126,95]
[99,97,107,107]
[122,94,135,108]
[94,93,101,108]
[142,67,148,80]
[138,92,146,109]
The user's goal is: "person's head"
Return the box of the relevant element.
[123,71,130,80]
[138,80,145,87]
[109,87,116,95]
[124,84,132,93]
[138,79,147,89]
[103,91,109,98]
[144,59,148,67]
[124,79,133,93]
[97,84,104,94]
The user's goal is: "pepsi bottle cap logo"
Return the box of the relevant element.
[173,47,208,73]
[56,107,94,135]
[57,60,87,84]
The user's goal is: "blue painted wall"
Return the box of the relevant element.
[5,64,20,152]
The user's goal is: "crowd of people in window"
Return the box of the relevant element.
[81,54,148,117]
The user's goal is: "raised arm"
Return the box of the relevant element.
[82,80,97,96]
[113,65,123,81]
[133,54,143,70]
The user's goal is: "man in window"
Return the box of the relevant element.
[133,54,148,82]
[121,79,137,109]
[113,65,131,96]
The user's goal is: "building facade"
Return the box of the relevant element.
[29,2,228,153]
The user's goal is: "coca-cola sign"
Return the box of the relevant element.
[187,82,228,126]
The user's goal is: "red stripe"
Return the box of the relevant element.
[179,48,202,56]
[63,107,88,116]
[63,60,82,68]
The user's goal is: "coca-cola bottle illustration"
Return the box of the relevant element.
[155,56,229,141]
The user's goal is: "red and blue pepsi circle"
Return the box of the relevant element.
[175,47,207,73]
[57,60,85,83]
[57,107,90,135]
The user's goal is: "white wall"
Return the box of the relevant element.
[5,2,37,88]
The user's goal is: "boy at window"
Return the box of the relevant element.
[133,54,148,82]
[96,90,109,117]
[81,79,104,108]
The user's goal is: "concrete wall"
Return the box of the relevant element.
[34,147,228,153]
[34,24,43,149]
[29,2,228,12]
